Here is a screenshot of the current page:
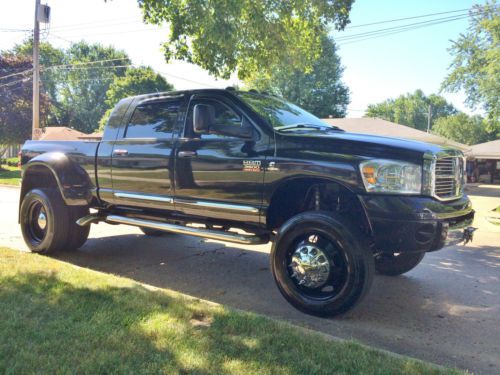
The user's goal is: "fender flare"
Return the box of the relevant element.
[21,152,93,206]
[265,175,373,234]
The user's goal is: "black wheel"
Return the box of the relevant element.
[374,252,425,276]
[271,211,374,317]
[20,188,70,254]
[140,227,170,236]
[66,206,90,250]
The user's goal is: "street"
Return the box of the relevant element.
[1,185,499,374]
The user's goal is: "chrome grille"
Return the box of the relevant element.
[433,157,463,200]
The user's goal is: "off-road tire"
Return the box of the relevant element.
[271,211,374,317]
[20,188,70,254]
[66,206,90,250]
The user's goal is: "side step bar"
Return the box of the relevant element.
[97,215,269,245]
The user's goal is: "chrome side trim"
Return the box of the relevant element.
[114,192,174,204]
[175,198,260,214]
[105,215,268,245]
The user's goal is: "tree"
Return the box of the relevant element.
[56,42,130,133]
[365,90,457,131]
[13,41,65,125]
[138,0,354,79]
[0,55,48,151]
[243,35,349,118]
[432,113,491,145]
[12,40,130,133]
[441,1,499,129]
[99,66,174,129]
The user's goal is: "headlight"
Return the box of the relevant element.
[360,159,422,194]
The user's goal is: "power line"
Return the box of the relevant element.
[0,28,31,32]
[344,8,470,29]
[43,58,130,70]
[337,15,469,46]
[335,5,498,45]
[0,68,33,81]
[0,77,31,89]
[43,64,131,72]
[48,16,138,32]
[336,13,469,42]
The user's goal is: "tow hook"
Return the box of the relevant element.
[463,227,477,244]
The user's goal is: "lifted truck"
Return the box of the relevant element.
[19,89,475,316]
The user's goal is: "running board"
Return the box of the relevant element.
[104,215,269,245]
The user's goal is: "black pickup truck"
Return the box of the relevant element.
[19,88,475,316]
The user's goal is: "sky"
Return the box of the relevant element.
[0,0,486,117]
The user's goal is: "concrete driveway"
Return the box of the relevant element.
[1,185,499,374]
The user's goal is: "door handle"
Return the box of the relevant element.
[178,151,197,158]
[113,149,129,156]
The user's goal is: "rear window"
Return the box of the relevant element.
[126,101,180,138]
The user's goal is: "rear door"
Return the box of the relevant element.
[110,96,184,210]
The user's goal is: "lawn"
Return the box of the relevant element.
[0,165,20,185]
[0,247,465,375]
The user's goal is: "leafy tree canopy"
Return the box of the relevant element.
[243,35,349,118]
[0,55,48,147]
[432,113,492,145]
[365,90,457,131]
[99,66,174,130]
[441,1,499,128]
[11,40,131,133]
[138,0,354,79]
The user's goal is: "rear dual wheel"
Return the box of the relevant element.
[271,211,374,317]
[20,188,89,254]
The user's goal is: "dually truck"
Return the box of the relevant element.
[19,89,475,316]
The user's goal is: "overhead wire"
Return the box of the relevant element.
[0,68,33,81]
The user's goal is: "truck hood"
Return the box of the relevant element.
[276,130,458,161]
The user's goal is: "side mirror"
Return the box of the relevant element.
[193,104,214,134]
[211,117,254,139]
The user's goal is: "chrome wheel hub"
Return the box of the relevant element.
[289,244,330,289]
[37,211,47,230]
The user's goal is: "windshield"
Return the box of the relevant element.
[237,92,341,131]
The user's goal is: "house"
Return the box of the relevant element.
[321,117,470,151]
[38,126,87,141]
[468,139,500,184]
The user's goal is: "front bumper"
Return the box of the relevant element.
[359,194,475,253]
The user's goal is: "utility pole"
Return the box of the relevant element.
[32,0,50,140]
[426,104,432,133]
[32,0,41,140]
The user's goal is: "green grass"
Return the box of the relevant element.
[0,247,465,375]
[0,165,20,185]
[495,206,500,213]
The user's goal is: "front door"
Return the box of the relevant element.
[111,96,183,210]
[174,95,269,224]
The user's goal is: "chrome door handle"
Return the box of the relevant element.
[113,149,129,156]
[178,151,197,158]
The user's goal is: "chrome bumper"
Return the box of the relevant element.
[442,217,476,248]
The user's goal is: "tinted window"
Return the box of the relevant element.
[211,100,242,126]
[185,99,243,138]
[237,92,328,129]
[126,100,180,138]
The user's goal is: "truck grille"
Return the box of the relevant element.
[434,157,463,200]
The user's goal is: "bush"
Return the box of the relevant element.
[5,157,18,167]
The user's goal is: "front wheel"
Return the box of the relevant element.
[374,252,425,276]
[271,211,374,317]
